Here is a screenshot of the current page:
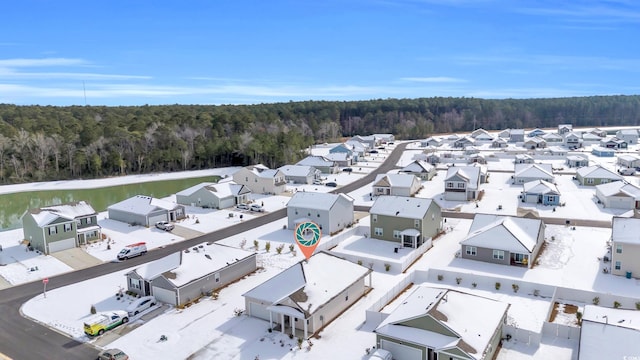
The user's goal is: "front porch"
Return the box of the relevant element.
[510,253,530,268]
[267,305,311,339]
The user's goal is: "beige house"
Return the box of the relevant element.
[233,164,287,194]
[373,173,423,197]
[611,217,640,278]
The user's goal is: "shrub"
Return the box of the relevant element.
[357,260,363,266]
[512,284,519,293]
[592,296,600,305]
[437,274,443,281]
[289,244,295,252]
[495,282,501,290]
[253,240,259,251]
[384,263,391,272]
[265,242,271,252]
[276,244,284,254]
[614,301,622,309]
[90,304,97,314]
[297,337,304,349]
[455,277,462,285]
[576,311,583,324]
[636,302,640,310]
[471,282,477,288]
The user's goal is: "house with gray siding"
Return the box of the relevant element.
[374,286,509,360]
[443,166,482,201]
[513,163,554,185]
[372,173,423,197]
[509,128,525,143]
[520,180,561,206]
[176,182,251,209]
[460,214,545,268]
[400,160,437,181]
[542,132,563,143]
[575,165,623,186]
[595,181,640,210]
[125,243,256,307]
[617,155,640,170]
[523,137,546,149]
[22,201,101,254]
[369,196,442,248]
[233,165,287,194]
[558,124,573,135]
[616,129,639,145]
[296,155,338,174]
[108,195,185,227]
[566,155,589,168]
[278,165,321,184]
[420,137,442,148]
[600,136,627,149]
[610,217,640,279]
[286,192,354,235]
[243,251,371,339]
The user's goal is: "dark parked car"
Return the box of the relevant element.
[325,182,338,187]
[370,150,379,154]
[343,167,353,172]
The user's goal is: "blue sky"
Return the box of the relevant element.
[1,0,640,106]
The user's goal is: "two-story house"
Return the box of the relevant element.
[286,192,354,235]
[296,155,338,174]
[233,164,287,194]
[611,217,640,279]
[443,166,482,201]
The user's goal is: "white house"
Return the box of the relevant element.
[399,160,437,181]
[372,173,423,197]
[595,181,640,210]
[278,165,321,184]
[610,217,640,279]
[296,155,338,174]
[233,165,287,194]
[579,305,640,360]
[286,191,354,235]
[513,163,554,185]
[176,182,251,209]
[616,129,639,145]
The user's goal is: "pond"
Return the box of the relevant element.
[0,175,218,232]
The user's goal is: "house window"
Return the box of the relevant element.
[586,178,594,185]
[615,261,621,270]
[48,226,57,235]
[393,230,401,239]
[86,217,92,224]
[493,250,505,260]
[374,227,383,236]
[616,244,623,254]
[457,183,465,188]
[414,219,420,228]
[215,273,220,283]
[547,196,556,203]
[64,223,72,232]
[446,182,454,188]
[466,246,477,256]
[372,214,377,223]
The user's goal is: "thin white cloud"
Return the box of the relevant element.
[401,76,467,83]
[0,58,88,67]
[455,54,640,71]
[0,69,151,80]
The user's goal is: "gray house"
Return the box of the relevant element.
[125,243,256,307]
[566,155,589,168]
[296,155,338,174]
[400,160,437,181]
[460,214,545,268]
[617,155,640,170]
[610,217,640,279]
[286,192,354,235]
[374,286,509,360]
[372,173,423,197]
[243,251,371,339]
[576,165,623,186]
[22,201,101,254]
[233,165,287,195]
[509,129,525,143]
[513,163,554,185]
[616,129,639,145]
[278,165,321,184]
[176,182,251,209]
[444,166,482,201]
[595,181,640,210]
[108,195,186,227]
[369,196,442,248]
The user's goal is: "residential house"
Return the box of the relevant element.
[374,286,509,360]
[497,129,511,139]
[425,153,441,165]
[243,251,371,339]
[578,305,640,360]
[590,128,608,137]
[296,155,338,174]
[600,136,627,149]
[329,143,358,162]
[566,155,589,168]
[558,124,573,135]
[460,214,545,268]
[541,132,563,143]
[443,166,481,201]
[176,182,251,209]
[373,133,395,143]
[351,135,379,148]
[22,201,101,254]
[399,160,437,181]
[611,217,640,278]
[595,181,640,210]
[369,196,442,248]
[564,132,582,149]
[233,165,287,194]
[591,146,615,157]
[575,165,623,186]
[125,243,256,306]
[286,191,354,235]
[344,139,369,157]
[527,128,546,137]
[324,152,353,167]
[467,153,486,165]
[520,180,561,206]
[491,137,508,148]
[464,146,479,155]
[420,137,442,148]
[514,154,534,164]
[108,195,185,227]
[453,136,475,148]
[523,137,547,149]
[547,146,568,156]
[278,165,322,185]
[509,129,525,143]
[616,129,639,145]
[617,155,640,170]
[373,173,423,197]
[470,128,493,142]
[513,163,554,185]
[581,132,602,145]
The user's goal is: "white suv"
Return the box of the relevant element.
[250,204,264,212]
[155,221,174,231]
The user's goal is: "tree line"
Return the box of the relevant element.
[0,95,639,184]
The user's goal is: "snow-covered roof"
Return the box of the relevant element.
[373,173,420,188]
[244,252,370,315]
[596,181,640,199]
[109,195,181,214]
[510,129,524,135]
[617,129,639,135]
[278,165,318,177]
[28,201,98,226]
[612,217,640,245]
[286,191,353,211]
[524,136,545,144]
[582,133,602,140]
[542,133,563,140]
[370,196,437,219]
[566,155,587,161]
[376,286,509,360]
[445,166,480,189]
[176,182,247,198]
[576,165,622,180]
[579,305,640,360]
[617,154,640,162]
[296,155,335,167]
[164,243,255,287]
[515,163,553,179]
[592,146,615,153]
[175,182,217,197]
[461,214,541,253]
[523,180,559,195]
[130,252,181,280]
[324,152,349,162]
[401,160,435,173]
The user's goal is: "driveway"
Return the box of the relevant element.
[171,224,205,239]
[52,248,103,270]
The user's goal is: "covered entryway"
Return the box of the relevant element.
[47,237,76,253]
[401,229,421,248]
[380,339,422,360]
[267,305,309,339]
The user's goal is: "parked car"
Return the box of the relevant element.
[250,204,264,212]
[370,150,379,154]
[369,349,392,360]
[342,167,353,172]
[618,167,636,175]
[126,295,157,316]
[84,311,129,336]
[155,221,174,231]
[325,181,338,187]
[236,203,250,210]
[312,179,324,185]
[97,348,129,360]
[117,242,147,260]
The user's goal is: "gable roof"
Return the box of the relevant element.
[576,165,623,181]
[596,181,640,199]
[370,196,438,219]
[579,305,640,360]
[373,173,420,188]
[445,166,480,188]
[27,201,98,226]
[523,180,560,195]
[461,214,541,253]
[324,152,349,162]
[176,182,249,198]
[296,155,335,167]
[612,217,640,245]
[108,195,181,215]
[278,165,318,177]
[286,191,353,211]
[401,160,435,173]
[176,182,217,197]
[129,251,182,280]
[515,163,553,179]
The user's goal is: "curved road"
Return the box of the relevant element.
[0,143,408,360]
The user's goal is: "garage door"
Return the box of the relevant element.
[380,339,422,360]
[445,191,466,201]
[152,287,177,306]
[249,302,271,321]
[48,238,76,253]
[148,214,167,227]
